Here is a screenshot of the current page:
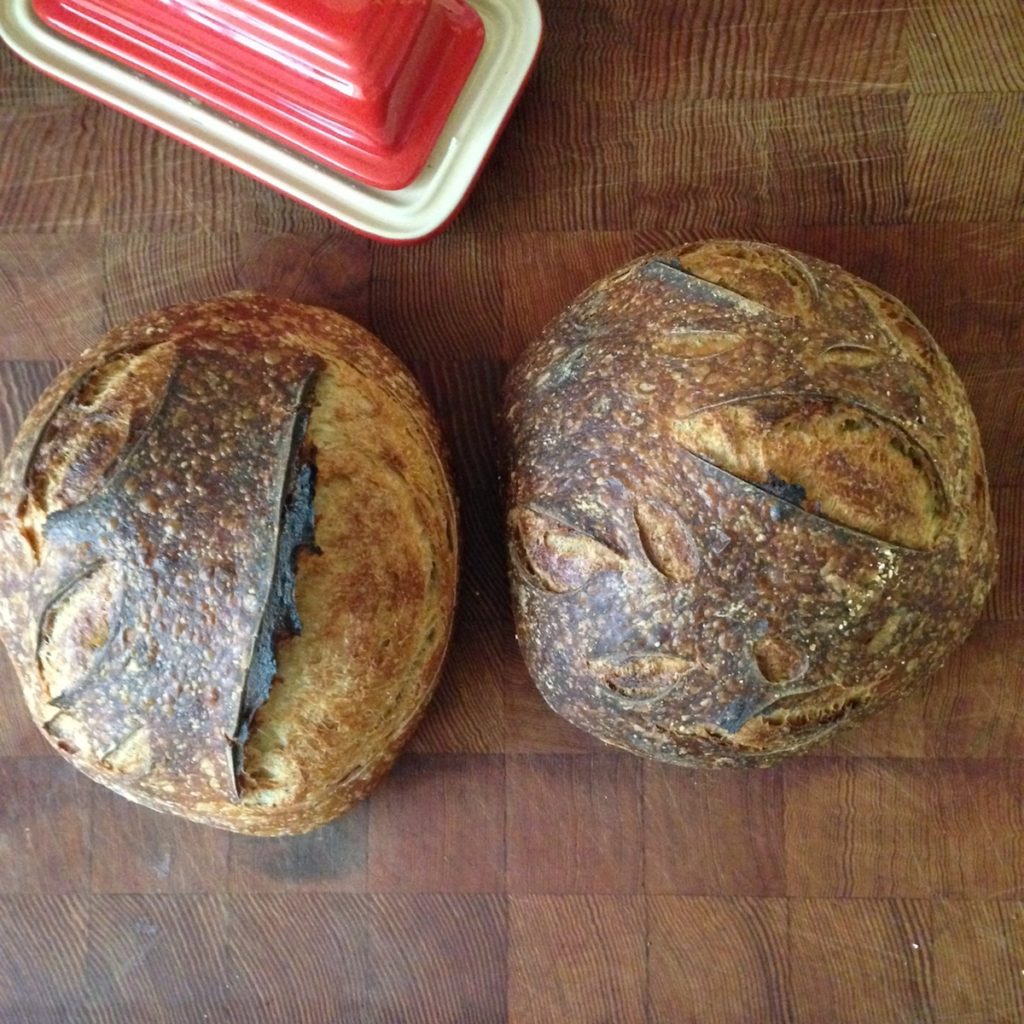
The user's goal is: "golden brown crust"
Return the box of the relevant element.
[505,241,997,765]
[0,293,458,834]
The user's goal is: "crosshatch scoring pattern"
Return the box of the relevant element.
[1,0,1023,1021]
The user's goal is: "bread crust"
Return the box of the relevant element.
[505,241,996,765]
[0,293,458,834]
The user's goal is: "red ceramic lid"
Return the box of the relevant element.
[31,0,486,190]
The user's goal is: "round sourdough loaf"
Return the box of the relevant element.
[0,293,458,834]
[505,241,996,765]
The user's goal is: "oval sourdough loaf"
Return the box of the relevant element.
[505,241,996,765]
[0,293,458,834]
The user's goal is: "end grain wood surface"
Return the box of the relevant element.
[1,1,1023,1021]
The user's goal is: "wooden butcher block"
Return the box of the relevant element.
[0,1,1022,1021]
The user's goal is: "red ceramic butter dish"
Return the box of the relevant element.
[30,0,486,190]
[0,0,542,240]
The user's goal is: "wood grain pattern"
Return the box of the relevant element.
[931,900,1024,1024]
[0,240,103,359]
[908,1,1024,94]
[907,93,1024,222]
[1,0,1022,1019]
[89,790,230,894]
[101,232,372,329]
[991,488,1024,619]
[506,754,643,894]
[766,1,907,99]
[368,754,505,892]
[84,895,230,1023]
[371,238,505,361]
[960,363,1024,488]
[0,897,88,1024]
[648,897,790,1024]
[503,650,610,755]
[922,622,1024,757]
[408,601,509,754]
[644,765,786,896]
[0,759,92,894]
[0,102,108,232]
[789,899,935,1023]
[508,895,647,1024]
[227,894,371,1023]
[0,652,51,755]
[817,678,928,758]
[785,759,1024,898]
[226,805,368,893]
[366,894,506,1024]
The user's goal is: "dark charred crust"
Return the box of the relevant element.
[233,376,321,780]
[758,472,807,507]
[15,335,324,804]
